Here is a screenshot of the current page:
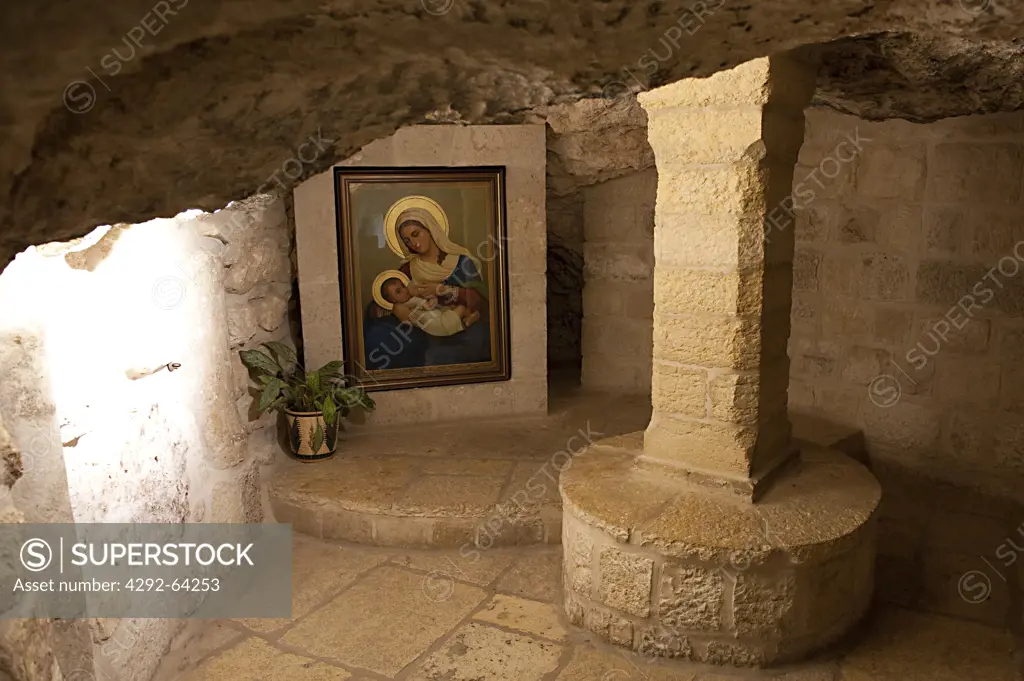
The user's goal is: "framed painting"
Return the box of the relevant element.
[334,166,511,392]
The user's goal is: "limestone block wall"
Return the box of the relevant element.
[294,125,548,428]
[580,169,656,393]
[789,108,1024,499]
[0,195,295,681]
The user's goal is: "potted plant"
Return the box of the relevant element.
[239,342,375,462]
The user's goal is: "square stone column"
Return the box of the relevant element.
[637,56,815,498]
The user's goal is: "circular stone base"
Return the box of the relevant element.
[559,432,882,667]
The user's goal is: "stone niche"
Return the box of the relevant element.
[293,125,548,428]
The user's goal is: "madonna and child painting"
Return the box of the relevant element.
[334,167,511,391]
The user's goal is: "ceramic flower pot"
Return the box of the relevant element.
[285,410,339,462]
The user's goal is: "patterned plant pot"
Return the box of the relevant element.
[284,410,339,462]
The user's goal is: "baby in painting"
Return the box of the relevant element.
[377,271,480,337]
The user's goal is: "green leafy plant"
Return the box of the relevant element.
[239,342,375,452]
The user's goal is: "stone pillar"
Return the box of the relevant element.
[560,57,881,668]
[637,56,815,497]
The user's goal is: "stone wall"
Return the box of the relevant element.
[0,195,294,681]
[546,191,585,373]
[789,108,1024,499]
[213,197,298,491]
[294,125,548,428]
[0,415,64,681]
[542,99,655,376]
[581,170,656,393]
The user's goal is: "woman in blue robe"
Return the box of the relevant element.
[362,202,491,369]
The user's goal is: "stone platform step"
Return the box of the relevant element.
[267,389,651,548]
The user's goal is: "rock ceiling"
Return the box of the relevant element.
[812,31,1024,121]
[2,0,1023,266]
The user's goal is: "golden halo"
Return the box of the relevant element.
[371,269,410,311]
[383,195,449,258]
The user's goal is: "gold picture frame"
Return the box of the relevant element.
[334,166,511,392]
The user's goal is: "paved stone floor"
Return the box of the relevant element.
[155,535,1021,681]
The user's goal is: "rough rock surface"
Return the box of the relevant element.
[0,415,21,490]
[0,194,294,681]
[251,291,289,332]
[813,32,1024,122]
[539,99,654,197]
[3,1,1024,265]
[0,619,59,681]
[226,300,258,349]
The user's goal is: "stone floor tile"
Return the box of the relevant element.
[156,620,245,680]
[495,548,562,602]
[275,457,413,506]
[406,622,562,681]
[472,594,568,641]
[555,647,696,681]
[399,474,507,515]
[417,457,516,477]
[439,422,595,461]
[390,547,517,588]
[180,620,243,658]
[279,565,486,676]
[503,461,564,507]
[913,550,1013,626]
[838,607,1018,681]
[186,637,349,680]
[236,535,386,633]
[161,536,1023,681]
